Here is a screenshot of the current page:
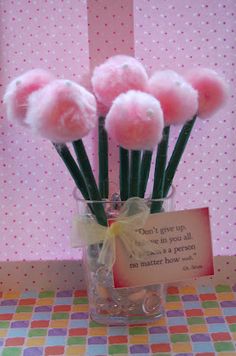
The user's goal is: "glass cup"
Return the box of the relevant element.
[73,188,175,325]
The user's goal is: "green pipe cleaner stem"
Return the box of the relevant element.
[52,143,90,201]
[72,139,107,226]
[163,115,197,198]
[98,116,109,199]
[129,150,141,197]
[119,147,129,200]
[138,150,153,198]
[151,126,170,213]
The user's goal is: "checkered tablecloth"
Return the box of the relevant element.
[1,284,236,355]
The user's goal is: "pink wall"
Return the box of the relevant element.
[0,0,235,264]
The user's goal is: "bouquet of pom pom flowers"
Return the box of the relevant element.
[4,55,228,230]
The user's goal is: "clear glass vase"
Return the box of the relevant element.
[73,188,175,325]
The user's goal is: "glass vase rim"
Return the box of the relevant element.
[73,185,175,204]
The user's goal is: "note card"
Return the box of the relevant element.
[112,207,214,288]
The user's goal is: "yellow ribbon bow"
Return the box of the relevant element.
[71,197,156,269]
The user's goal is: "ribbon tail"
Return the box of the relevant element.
[98,233,116,269]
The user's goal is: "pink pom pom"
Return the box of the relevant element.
[3,69,54,126]
[185,68,228,119]
[148,70,198,126]
[105,90,164,150]
[26,80,97,143]
[97,100,109,117]
[91,55,148,109]
[79,71,109,116]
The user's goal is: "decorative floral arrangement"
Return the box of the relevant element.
[4,55,228,228]
[4,56,228,324]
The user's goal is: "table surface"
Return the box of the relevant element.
[0,284,236,356]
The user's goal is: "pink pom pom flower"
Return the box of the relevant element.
[148,70,198,126]
[26,79,97,143]
[91,55,148,109]
[105,90,164,150]
[185,68,228,119]
[3,69,54,126]
[79,71,109,117]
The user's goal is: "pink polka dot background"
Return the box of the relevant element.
[0,0,235,270]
